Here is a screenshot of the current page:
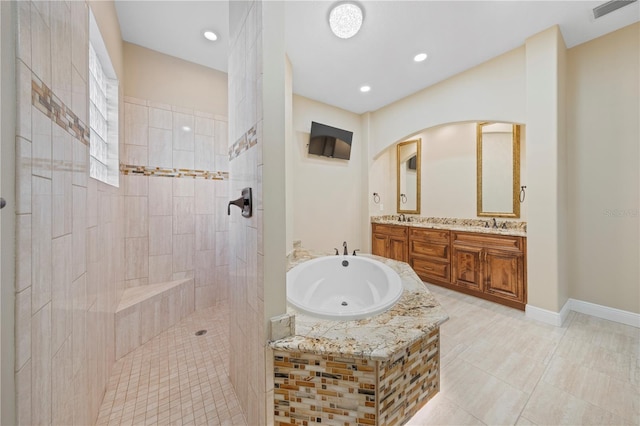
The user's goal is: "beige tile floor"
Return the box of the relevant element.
[96,303,247,426]
[97,286,639,426]
[408,284,639,426]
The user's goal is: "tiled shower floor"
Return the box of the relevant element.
[96,304,246,426]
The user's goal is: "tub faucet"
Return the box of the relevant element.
[343,241,348,256]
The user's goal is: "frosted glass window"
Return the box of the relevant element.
[89,10,119,187]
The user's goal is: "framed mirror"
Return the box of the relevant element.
[397,139,421,214]
[477,123,520,218]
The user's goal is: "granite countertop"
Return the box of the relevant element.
[371,215,527,237]
[268,249,449,361]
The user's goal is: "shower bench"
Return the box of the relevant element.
[115,278,195,360]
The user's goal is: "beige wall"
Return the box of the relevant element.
[372,122,528,221]
[292,95,366,252]
[525,26,567,313]
[369,46,526,158]
[567,23,639,314]
[124,42,227,116]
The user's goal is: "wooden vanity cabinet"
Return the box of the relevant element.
[371,223,408,262]
[371,223,527,310]
[451,232,526,310]
[408,228,451,285]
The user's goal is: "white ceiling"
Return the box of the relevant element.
[114,0,639,114]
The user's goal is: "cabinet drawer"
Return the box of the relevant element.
[372,223,407,238]
[410,240,449,261]
[452,231,522,251]
[411,258,450,282]
[409,228,450,243]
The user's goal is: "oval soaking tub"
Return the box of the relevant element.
[286,255,403,320]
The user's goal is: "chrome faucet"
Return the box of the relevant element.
[343,241,348,256]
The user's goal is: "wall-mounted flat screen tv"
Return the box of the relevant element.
[308,121,353,160]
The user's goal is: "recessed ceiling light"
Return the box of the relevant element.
[414,53,428,62]
[203,31,218,41]
[329,2,364,39]
[360,85,371,93]
[182,126,192,132]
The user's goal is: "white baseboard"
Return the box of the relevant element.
[570,299,640,328]
[526,299,640,328]
[525,302,569,327]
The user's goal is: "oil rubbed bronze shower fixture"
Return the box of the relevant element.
[228,187,253,218]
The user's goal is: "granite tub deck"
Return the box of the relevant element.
[269,250,449,426]
[371,215,527,237]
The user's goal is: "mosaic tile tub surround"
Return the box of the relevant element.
[270,249,448,425]
[371,215,527,236]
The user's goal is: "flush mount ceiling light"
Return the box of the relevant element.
[414,53,428,62]
[360,85,371,93]
[203,30,218,41]
[329,2,364,39]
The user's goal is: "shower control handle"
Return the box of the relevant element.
[227,187,252,218]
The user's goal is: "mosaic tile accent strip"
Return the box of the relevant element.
[274,352,377,425]
[120,164,229,180]
[273,328,441,426]
[229,125,258,160]
[31,77,90,146]
[378,329,440,425]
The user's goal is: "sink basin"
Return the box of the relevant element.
[286,255,403,321]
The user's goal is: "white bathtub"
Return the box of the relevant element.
[286,255,403,320]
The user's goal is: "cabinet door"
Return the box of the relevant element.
[372,233,388,257]
[452,245,483,291]
[389,237,408,262]
[484,249,523,301]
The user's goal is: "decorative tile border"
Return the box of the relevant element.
[120,164,229,180]
[31,77,90,146]
[273,328,441,426]
[229,125,258,161]
[378,329,440,425]
[274,351,377,425]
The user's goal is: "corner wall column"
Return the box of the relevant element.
[524,25,569,318]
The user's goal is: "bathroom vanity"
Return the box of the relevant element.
[372,217,527,310]
[270,249,448,426]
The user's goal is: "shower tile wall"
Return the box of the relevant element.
[121,97,230,308]
[14,2,125,425]
[228,1,269,424]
